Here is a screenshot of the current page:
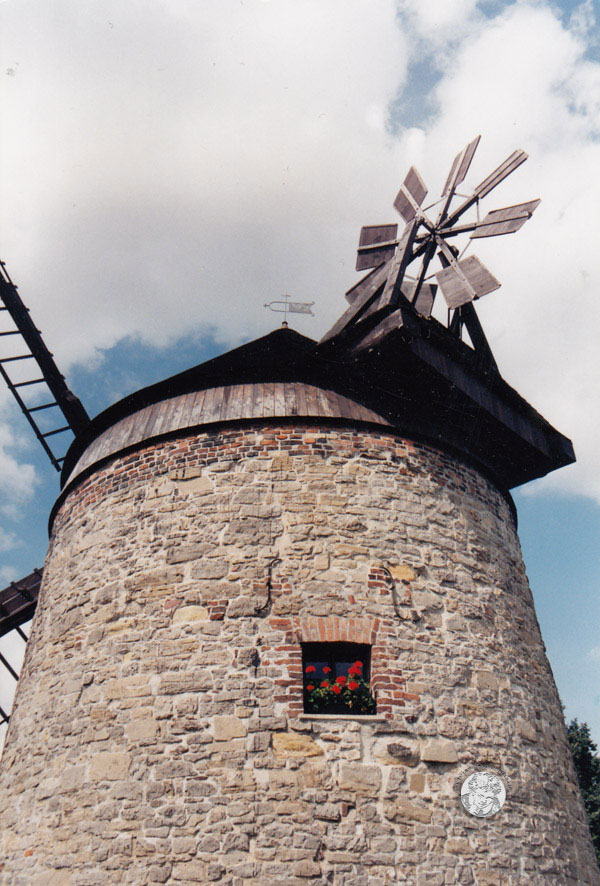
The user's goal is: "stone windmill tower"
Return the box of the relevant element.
[1,137,598,885]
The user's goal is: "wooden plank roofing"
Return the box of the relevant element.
[59,325,575,503]
[66,382,390,484]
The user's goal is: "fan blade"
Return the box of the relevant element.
[474,149,528,199]
[470,199,540,239]
[435,255,501,309]
[442,136,481,197]
[442,148,529,229]
[393,166,428,222]
[356,224,398,271]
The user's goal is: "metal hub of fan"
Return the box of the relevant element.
[320,135,540,361]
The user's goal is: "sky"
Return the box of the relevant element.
[0,0,599,747]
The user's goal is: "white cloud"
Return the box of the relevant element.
[392,2,600,501]
[0,0,409,361]
[0,423,37,518]
[0,0,599,503]
[398,0,482,44]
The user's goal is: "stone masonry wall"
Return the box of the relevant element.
[0,423,598,885]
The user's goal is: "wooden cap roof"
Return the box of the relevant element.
[59,325,574,495]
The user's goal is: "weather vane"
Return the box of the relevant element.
[264,293,314,327]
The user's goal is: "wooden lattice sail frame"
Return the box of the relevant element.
[319,135,540,365]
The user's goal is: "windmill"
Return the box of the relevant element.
[0,261,89,730]
[319,135,540,367]
[0,136,544,733]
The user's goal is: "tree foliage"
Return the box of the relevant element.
[567,719,600,864]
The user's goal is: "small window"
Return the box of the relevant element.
[302,642,376,715]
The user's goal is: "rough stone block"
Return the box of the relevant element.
[189,559,229,579]
[409,772,426,793]
[172,605,209,624]
[337,762,381,796]
[213,716,247,741]
[516,717,537,742]
[385,742,420,766]
[446,837,473,854]
[126,717,158,741]
[172,861,207,881]
[103,675,152,700]
[475,671,499,691]
[421,739,458,763]
[273,733,324,758]
[388,564,416,581]
[89,752,131,781]
[384,798,432,823]
[227,597,258,618]
[293,860,322,877]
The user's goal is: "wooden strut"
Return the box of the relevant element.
[0,261,89,471]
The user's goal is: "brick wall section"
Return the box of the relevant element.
[0,423,598,885]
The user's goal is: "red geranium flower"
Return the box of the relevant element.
[320,680,329,688]
[332,684,342,695]
[323,666,331,674]
[353,661,363,668]
[336,675,347,685]
[306,684,314,691]
[348,681,359,690]
[305,665,316,673]
[348,666,359,676]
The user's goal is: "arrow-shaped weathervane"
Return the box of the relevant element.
[265,293,315,326]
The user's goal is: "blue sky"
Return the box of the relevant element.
[1,0,599,746]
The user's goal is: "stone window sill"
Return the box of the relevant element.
[298,714,386,722]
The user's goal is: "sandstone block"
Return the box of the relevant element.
[89,752,131,781]
[60,765,85,793]
[409,772,426,793]
[421,739,458,763]
[475,671,499,691]
[213,716,247,741]
[32,872,72,886]
[103,674,152,700]
[385,742,420,766]
[516,717,537,742]
[227,597,258,618]
[172,604,209,624]
[294,860,322,877]
[273,732,324,758]
[384,797,432,823]
[167,544,211,564]
[189,559,229,579]
[388,564,416,581]
[446,837,473,854]
[475,872,505,885]
[337,762,381,796]
[174,475,213,495]
[172,861,207,881]
[126,717,158,741]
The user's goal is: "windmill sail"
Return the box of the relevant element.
[356,224,398,271]
[435,255,501,309]
[470,199,541,239]
[393,166,427,222]
[442,136,481,197]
